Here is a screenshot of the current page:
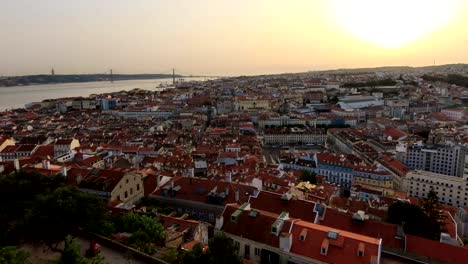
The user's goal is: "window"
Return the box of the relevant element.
[124,191,128,198]
[137,184,140,191]
[271,227,277,234]
[358,250,364,257]
[244,245,250,260]
[321,247,327,255]
[233,241,240,252]
[130,188,133,195]
[255,248,261,257]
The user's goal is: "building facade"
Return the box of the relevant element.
[405,170,468,207]
[405,144,466,177]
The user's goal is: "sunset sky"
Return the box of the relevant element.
[1,0,468,76]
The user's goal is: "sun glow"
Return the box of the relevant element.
[329,0,461,48]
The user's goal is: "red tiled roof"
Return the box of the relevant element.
[32,145,54,158]
[152,177,257,205]
[78,168,130,193]
[221,204,293,248]
[320,208,403,249]
[378,156,409,177]
[159,214,200,235]
[15,144,37,152]
[1,145,18,153]
[406,235,468,264]
[384,128,407,140]
[143,174,158,195]
[56,139,74,145]
[249,191,317,223]
[291,220,380,264]
[67,167,91,185]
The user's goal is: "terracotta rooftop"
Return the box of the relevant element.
[249,191,318,223]
[291,220,380,264]
[320,208,403,249]
[153,177,258,206]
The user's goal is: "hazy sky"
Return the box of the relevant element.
[1,0,468,76]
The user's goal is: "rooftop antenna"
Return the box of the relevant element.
[51,68,55,76]
[110,69,113,83]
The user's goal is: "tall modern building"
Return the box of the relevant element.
[405,144,466,177]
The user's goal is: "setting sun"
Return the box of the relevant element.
[329,0,461,48]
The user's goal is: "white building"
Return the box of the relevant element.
[442,107,468,121]
[54,138,80,159]
[234,96,271,111]
[455,207,468,239]
[258,116,306,129]
[405,144,466,177]
[405,170,468,207]
[263,128,326,145]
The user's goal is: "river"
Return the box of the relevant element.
[0,77,208,111]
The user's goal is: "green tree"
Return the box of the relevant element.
[161,248,178,263]
[115,213,165,254]
[328,96,339,104]
[181,233,242,264]
[207,233,242,264]
[56,236,105,264]
[1,171,62,247]
[387,197,446,240]
[56,236,87,264]
[300,170,317,184]
[0,171,65,246]
[387,201,430,238]
[0,246,31,264]
[181,243,207,264]
[421,190,447,239]
[23,186,107,250]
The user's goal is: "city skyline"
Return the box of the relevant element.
[2,0,468,76]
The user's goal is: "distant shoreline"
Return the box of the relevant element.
[0,74,195,87]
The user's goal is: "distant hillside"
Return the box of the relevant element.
[0,74,185,87]
[314,64,468,75]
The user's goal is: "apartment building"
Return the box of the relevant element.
[405,144,466,177]
[441,107,468,121]
[405,170,468,207]
[258,115,306,129]
[217,203,382,264]
[263,127,326,145]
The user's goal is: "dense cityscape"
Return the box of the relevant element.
[1,64,468,263]
[3,0,468,263]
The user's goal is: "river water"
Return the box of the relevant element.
[0,77,207,110]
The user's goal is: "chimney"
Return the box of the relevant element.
[279,233,292,252]
[215,216,224,230]
[226,172,232,183]
[61,166,68,177]
[235,188,240,203]
[289,182,296,194]
[14,158,20,171]
[42,160,50,169]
